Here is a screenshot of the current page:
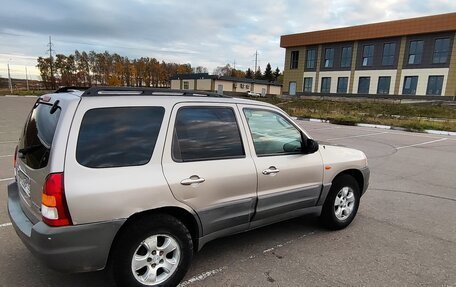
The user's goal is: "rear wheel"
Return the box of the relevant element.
[320,174,360,230]
[111,214,193,287]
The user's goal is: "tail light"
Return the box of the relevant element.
[41,173,72,227]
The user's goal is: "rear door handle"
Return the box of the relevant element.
[180,175,205,185]
[262,166,280,175]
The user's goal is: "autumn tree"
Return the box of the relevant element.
[245,68,253,79]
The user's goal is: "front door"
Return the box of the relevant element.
[162,103,257,236]
[239,106,324,222]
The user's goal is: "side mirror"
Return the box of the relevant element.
[302,138,319,154]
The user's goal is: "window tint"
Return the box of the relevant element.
[306,49,316,69]
[402,76,418,95]
[408,40,424,65]
[358,77,371,94]
[303,77,313,92]
[377,77,391,94]
[433,38,450,64]
[324,48,334,68]
[382,43,396,66]
[341,47,352,68]
[172,107,244,162]
[76,107,164,168]
[337,77,348,93]
[290,51,299,69]
[426,76,444,95]
[321,77,331,93]
[20,103,61,169]
[362,45,374,66]
[244,109,302,156]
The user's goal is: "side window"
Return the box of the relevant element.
[76,107,165,168]
[244,109,303,156]
[172,107,245,162]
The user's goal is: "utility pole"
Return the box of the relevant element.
[47,36,55,89]
[25,67,29,90]
[254,50,258,79]
[7,63,12,93]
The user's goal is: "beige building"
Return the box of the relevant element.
[170,73,282,96]
[281,13,456,97]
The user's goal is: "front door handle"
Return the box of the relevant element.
[180,175,205,185]
[262,166,280,175]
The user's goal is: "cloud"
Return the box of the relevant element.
[0,0,455,80]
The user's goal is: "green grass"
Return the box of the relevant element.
[0,89,51,96]
[258,97,456,132]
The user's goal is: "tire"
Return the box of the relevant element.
[111,214,193,287]
[320,174,360,230]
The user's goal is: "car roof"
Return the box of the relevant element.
[49,86,277,108]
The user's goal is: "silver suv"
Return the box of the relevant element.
[8,87,369,287]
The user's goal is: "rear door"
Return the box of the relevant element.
[239,105,324,222]
[162,103,257,236]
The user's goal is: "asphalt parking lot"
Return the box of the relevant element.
[0,96,455,286]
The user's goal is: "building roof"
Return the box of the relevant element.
[170,73,217,80]
[280,12,456,48]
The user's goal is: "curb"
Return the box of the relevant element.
[295,118,456,136]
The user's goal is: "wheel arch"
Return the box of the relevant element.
[333,169,364,193]
[106,206,201,269]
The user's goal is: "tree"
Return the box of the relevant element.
[273,67,281,81]
[245,68,253,79]
[213,64,232,77]
[194,66,208,73]
[263,63,273,81]
[254,66,262,80]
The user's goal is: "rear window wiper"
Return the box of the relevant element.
[33,99,61,114]
[18,144,43,157]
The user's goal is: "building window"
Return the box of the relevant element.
[240,83,245,89]
[433,38,451,64]
[402,76,418,95]
[246,84,250,89]
[324,48,334,68]
[321,77,331,93]
[362,45,374,66]
[290,51,299,69]
[377,77,391,95]
[183,81,189,89]
[382,43,396,66]
[341,47,352,68]
[426,76,444,95]
[303,77,313,92]
[358,77,370,94]
[306,49,316,69]
[337,77,348,93]
[408,40,424,65]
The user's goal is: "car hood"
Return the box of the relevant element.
[318,144,367,169]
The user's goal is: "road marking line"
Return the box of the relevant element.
[0,141,17,144]
[396,138,448,150]
[0,177,14,182]
[0,154,13,158]
[326,131,389,141]
[0,223,12,228]
[178,267,228,287]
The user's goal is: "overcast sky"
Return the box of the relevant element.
[1,0,455,80]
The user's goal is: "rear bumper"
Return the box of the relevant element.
[7,182,125,273]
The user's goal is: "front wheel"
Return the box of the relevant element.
[111,214,193,287]
[320,174,360,230]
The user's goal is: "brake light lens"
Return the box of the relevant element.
[41,173,72,227]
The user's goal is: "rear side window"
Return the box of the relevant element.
[172,107,245,162]
[20,103,61,169]
[76,107,164,168]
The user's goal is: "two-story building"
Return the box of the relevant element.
[281,13,456,97]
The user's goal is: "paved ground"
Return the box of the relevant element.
[0,96,455,286]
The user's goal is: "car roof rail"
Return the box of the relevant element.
[80,86,230,98]
[54,86,90,93]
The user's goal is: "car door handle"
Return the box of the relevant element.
[262,166,280,175]
[180,176,205,185]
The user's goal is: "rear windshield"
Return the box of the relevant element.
[20,103,61,169]
[76,107,165,168]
